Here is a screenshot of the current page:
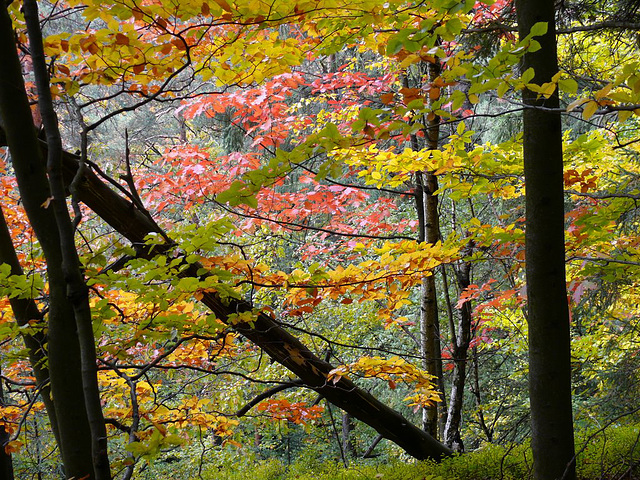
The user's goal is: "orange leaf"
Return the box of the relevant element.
[380,92,395,105]
[171,38,187,50]
[115,33,129,46]
[4,441,22,454]
[399,87,422,103]
[212,0,232,12]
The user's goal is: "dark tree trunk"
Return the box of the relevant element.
[418,171,441,438]
[341,413,356,459]
[515,1,577,479]
[22,0,111,476]
[411,59,445,438]
[0,5,95,479]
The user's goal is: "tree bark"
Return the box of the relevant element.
[515,1,577,479]
[22,0,111,476]
[417,171,441,438]
[341,412,356,459]
[0,5,95,478]
[410,58,445,438]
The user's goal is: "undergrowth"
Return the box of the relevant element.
[198,424,640,480]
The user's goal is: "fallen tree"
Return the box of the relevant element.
[0,125,453,461]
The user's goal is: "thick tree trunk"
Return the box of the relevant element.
[415,172,440,438]
[515,1,577,479]
[23,0,111,476]
[0,5,95,479]
[0,131,455,462]
[418,171,441,438]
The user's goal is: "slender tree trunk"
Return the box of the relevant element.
[470,346,493,443]
[0,365,14,480]
[443,242,474,452]
[515,1,577,479]
[22,1,110,476]
[411,58,445,438]
[341,412,356,460]
[0,206,59,446]
[0,5,95,478]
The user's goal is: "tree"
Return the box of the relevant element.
[0,3,97,478]
[515,1,577,479]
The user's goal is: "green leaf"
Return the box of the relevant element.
[521,68,535,84]
[497,80,510,98]
[529,22,548,37]
[558,78,578,94]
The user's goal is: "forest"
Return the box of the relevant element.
[0,0,639,478]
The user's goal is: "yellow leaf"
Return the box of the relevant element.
[497,81,509,98]
[541,82,556,97]
[582,100,599,120]
[595,83,613,100]
[566,97,588,112]
[618,110,632,123]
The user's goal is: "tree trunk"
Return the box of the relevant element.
[515,1,577,479]
[23,0,111,476]
[0,5,95,478]
[341,413,356,459]
[418,171,441,438]
[411,58,445,438]
[0,206,60,448]
[443,243,474,452]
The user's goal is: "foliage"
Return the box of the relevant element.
[0,0,639,476]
